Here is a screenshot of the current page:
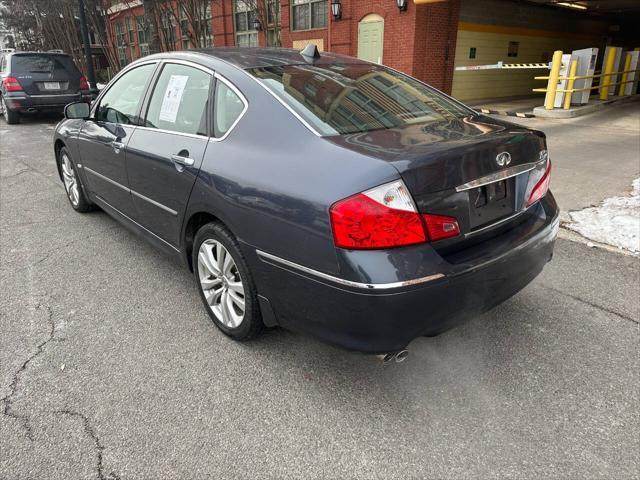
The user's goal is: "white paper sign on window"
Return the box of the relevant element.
[159,74,189,123]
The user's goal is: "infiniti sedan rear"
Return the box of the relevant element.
[53,48,559,357]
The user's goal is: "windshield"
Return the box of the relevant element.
[247,63,473,136]
[11,54,79,76]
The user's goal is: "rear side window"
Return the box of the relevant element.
[96,63,156,124]
[248,63,472,136]
[144,63,212,136]
[214,81,245,138]
[11,54,79,76]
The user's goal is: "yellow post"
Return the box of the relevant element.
[545,50,563,110]
[563,60,578,110]
[618,52,632,96]
[600,49,617,101]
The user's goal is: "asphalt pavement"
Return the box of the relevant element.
[1,109,638,479]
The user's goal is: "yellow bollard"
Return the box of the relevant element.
[600,49,617,101]
[618,52,632,96]
[545,50,563,110]
[563,59,578,110]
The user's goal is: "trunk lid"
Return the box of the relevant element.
[328,115,548,240]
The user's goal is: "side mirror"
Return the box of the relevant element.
[64,102,90,120]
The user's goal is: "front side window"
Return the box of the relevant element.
[96,63,156,124]
[291,0,327,31]
[144,63,211,136]
[214,80,245,138]
[234,0,258,47]
[248,63,472,136]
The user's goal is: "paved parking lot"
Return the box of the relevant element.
[1,106,639,479]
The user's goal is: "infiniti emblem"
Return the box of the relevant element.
[496,152,512,167]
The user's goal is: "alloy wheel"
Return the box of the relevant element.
[197,239,246,328]
[61,152,80,207]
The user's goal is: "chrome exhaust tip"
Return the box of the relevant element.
[395,350,409,363]
[376,350,409,364]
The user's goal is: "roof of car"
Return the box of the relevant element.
[188,47,366,69]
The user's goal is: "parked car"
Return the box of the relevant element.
[52,48,559,359]
[0,51,91,124]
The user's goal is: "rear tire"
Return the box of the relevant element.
[58,147,95,213]
[1,97,19,124]
[193,222,263,341]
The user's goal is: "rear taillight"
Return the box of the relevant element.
[330,180,460,249]
[527,159,552,206]
[422,214,461,242]
[2,76,23,92]
[79,76,90,91]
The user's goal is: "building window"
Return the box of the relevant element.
[126,16,135,43]
[194,3,213,47]
[180,5,189,46]
[161,10,176,46]
[136,16,149,56]
[266,0,281,46]
[234,0,258,47]
[291,0,327,31]
[130,45,137,61]
[115,21,127,68]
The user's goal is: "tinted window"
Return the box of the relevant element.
[96,63,156,124]
[248,63,472,136]
[144,63,211,136]
[214,81,245,138]
[11,54,79,76]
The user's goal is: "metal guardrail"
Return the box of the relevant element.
[534,50,640,110]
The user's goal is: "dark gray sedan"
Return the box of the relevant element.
[53,47,558,359]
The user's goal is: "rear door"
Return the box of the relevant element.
[10,54,81,95]
[125,61,213,247]
[77,62,157,218]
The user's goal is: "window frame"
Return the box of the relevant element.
[138,60,216,138]
[233,0,258,48]
[290,0,327,32]
[211,73,249,141]
[91,60,159,126]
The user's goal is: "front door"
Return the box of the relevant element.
[357,19,384,65]
[78,62,157,218]
[125,62,213,247]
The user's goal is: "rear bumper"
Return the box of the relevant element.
[3,93,89,112]
[248,194,559,353]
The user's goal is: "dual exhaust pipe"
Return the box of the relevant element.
[376,350,409,364]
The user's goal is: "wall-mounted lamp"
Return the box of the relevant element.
[331,0,342,20]
[252,17,262,31]
[397,0,408,12]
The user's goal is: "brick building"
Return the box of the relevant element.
[105,0,639,100]
[105,0,460,94]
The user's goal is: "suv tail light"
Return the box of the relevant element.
[79,76,90,91]
[2,76,23,92]
[527,159,552,207]
[330,180,460,249]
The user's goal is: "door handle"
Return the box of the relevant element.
[112,141,125,153]
[171,154,195,167]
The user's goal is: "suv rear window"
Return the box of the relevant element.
[11,54,79,76]
[247,63,473,136]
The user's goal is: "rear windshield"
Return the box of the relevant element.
[247,63,473,136]
[11,54,79,76]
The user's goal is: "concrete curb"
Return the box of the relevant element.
[478,108,535,118]
[533,94,640,118]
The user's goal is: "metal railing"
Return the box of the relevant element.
[534,50,640,110]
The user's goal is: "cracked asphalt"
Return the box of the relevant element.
[1,112,639,479]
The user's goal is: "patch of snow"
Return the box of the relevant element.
[565,178,640,253]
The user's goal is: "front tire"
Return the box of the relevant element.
[0,96,19,124]
[193,222,263,341]
[59,147,94,212]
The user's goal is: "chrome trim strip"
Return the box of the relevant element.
[131,190,178,216]
[135,125,208,139]
[464,205,533,238]
[256,250,444,290]
[93,194,180,252]
[456,162,540,192]
[209,73,249,142]
[84,166,130,192]
[85,167,177,216]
